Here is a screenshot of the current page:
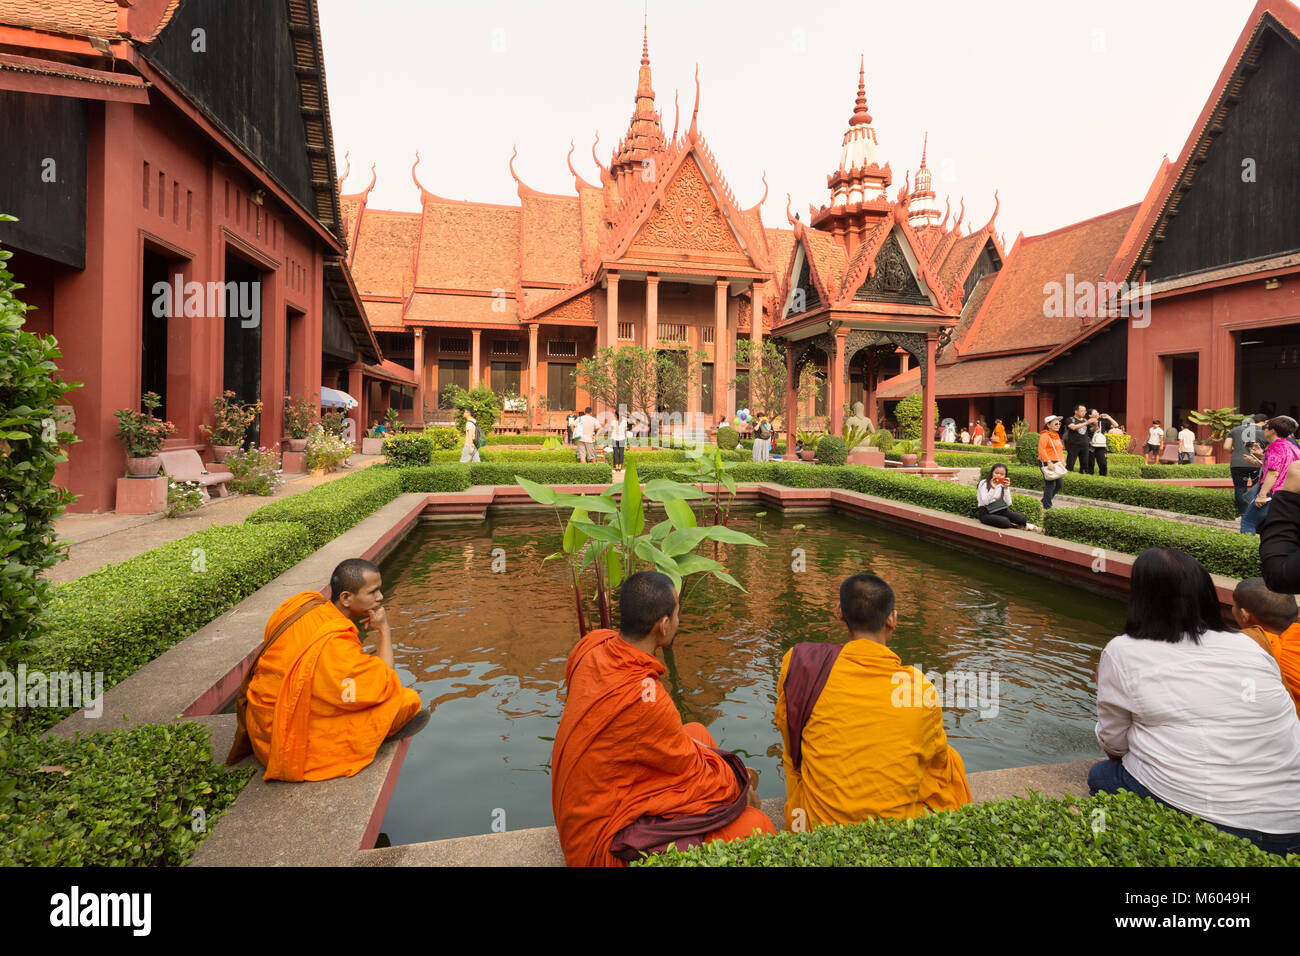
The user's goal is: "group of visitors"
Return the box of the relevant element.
[1143,419,1199,465]
[941,418,1008,447]
[1037,407,1123,509]
[1229,414,1300,536]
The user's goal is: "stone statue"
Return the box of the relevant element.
[845,401,876,448]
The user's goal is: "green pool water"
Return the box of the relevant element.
[376,507,1124,845]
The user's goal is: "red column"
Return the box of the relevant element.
[966,397,977,432]
[413,327,425,424]
[528,323,539,427]
[921,332,938,469]
[1023,379,1040,431]
[471,328,482,389]
[714,279,729,424]
[645,277,658,418]
[830,329,846,438]
[785,347,798,456]
[866,348,878,422]
[347,363,364,449]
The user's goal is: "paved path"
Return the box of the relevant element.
[46,456,385,583]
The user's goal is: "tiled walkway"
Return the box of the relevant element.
[46,456,384,584]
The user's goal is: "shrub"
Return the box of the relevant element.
[443,384,500,434]
[395,464,472,494]
[0,721,253,866]
[304,424,351,471]
[246,467,403,546]
[1003,466,1233,519]
[283,396,317,439]
[867,431,894,452]
[319,410,349,438]
[203,390,260,446]
[113,391,175,458]
[382,432,434,467]
[1044,506,1259,578]
[425,426,461,450]
[478,462,612,485]
[935,442,1013,457]
[932,452,1017,471]
[1108,453,1145,468]
[895,394,923,439]
[634,791,1293,867]
[224,445,284,496]
[1107,432,1133,455]
[165,478,204,517]
[1139,464,1232,479]
[28,522,314,728]
[1016,433,1041,465]
[716,425,740,450]
[815,435,848,466]
[432,447,578,464]
[484,434,550,445]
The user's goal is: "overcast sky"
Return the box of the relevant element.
[318,0,1260,242]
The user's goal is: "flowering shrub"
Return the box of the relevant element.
[283,396,317,439]
[204,390,260,446]
[305,425,351,471]
[320,410,349,438]
[165,479,204,517]
[114,392,175,458]
[425,426,461,450]
[225,445,283,496]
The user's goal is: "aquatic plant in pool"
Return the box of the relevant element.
[376,508,1125,845]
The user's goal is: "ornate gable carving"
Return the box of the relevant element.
[630,155,745,256]
[539,290,595,323]
[852,233,928,305]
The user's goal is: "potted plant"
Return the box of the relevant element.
[384,407,402,434]
[283,396,317,451]
[114,392,175,476]
[796,428,823,462]
[362,423,385,456]
[895,438,921,467]
[203,390,260,462]
[1187,407,1244,459]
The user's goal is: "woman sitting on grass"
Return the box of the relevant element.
[1089,547,1300,855]
[976,463,1037,532]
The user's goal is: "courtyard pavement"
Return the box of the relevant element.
[46,455,385,584]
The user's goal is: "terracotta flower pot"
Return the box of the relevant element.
[798,448,816,462]
[900,454,920,467]
[125,455,162,477]
[1194,444,1213,457]
[209,444,237,463]
[286,438,307,451]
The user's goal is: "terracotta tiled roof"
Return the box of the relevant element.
[936,232,984,294]
[405,291,519,325]
[363,359,418,386]
[765,227,796,282]
[0,51,146,90]
[577,186,608,261]
[351,210,419,298]
[802,229,847,302]
[943,272,996,358]
[877,352,1038,400]
[0,0,121,37]
[361,300,406,329]
[520,194,582,285]
[414,202,520,291]
[958,203,1141,356]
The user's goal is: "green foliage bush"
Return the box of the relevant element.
[1107,432,1134,455]
[479,462,612,486]
[1016,433,1041,465]
[932,452,1017,471]
[1139,464,1232,479]
[395,464,472,494]
[425,426,461,450]
[246,467,404,546]
[1044,506,1259,578]
[895,394,924,440]
[0,721,253,866]
[430,447,577,463]
[1109,453,1145,468]
[715,425,740,451]
[1003,466,1233,519]
[382,432,434,467]
[28,522,313,729]
[935,442,1013,457]
[484,433,551,445]
[815,435,848,466]
[634,791,1295,867]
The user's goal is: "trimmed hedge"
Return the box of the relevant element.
[431,448,578,463]
[739,438,789,455]
[1004,466,1233,519]
[815,435,848,466]
[1109,453,1145,468]
[484,434,551,445]
[0,721,253,866]
[634,791,1295,867]
[935,442,1013,457]
[1016,433,1041,465]
[1140,464,1233,479]
[381,432,434,466]
[478,462,612,486]
[1044,506,1259,578]
[395,464,472,493]
[246,466,404,547]
[28,521,314,727]
[715,425,740,450]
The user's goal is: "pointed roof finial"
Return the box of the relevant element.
[672,88,679,142]
[688,63,700,139]
[849,55,872,126]
[642,20,649,66]
[337,149,350,192]
[921,132,928,168]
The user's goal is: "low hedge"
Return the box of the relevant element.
[739,438,788,454]
[935,442,1013,457]
[1140,464,1233,479]
[381,432,434,466]
[1108,453,1146,468]
[246,467,405,547]
[28,521,314,730]
[1016,433,1041,465]
[1044,506,1259,578]
[634,791,1294,866]
[397,462,612,491]
[396,464,472,493]
[885,451,1016,471]
[815,436,848,466]
[484,434,551,445]
[431,448,578,463]
[1004,466,1233,519]
[0,721,253,866]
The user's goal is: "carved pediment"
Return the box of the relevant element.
[852,233,928,305]
[628,155,746,257]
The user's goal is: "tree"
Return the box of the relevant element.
[441,384,500,434]
[730,340,818,427]
[576,344,705,418]
[895,392,938,440]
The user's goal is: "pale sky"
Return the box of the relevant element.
[319,0,1262,243]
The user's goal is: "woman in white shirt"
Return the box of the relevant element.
[611,407,628,472]
[1089,547,1300,855]
[975,463,1037,531]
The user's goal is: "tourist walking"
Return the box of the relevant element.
[1088,547,1300,856]
[576,406,600,463]
[611,406,628,472]
[1087,410,1118,476]
[1242,416,1300,536]
[566,411,577,445]
[976,463,1036,531]
[1063,404,1092,474]
[1225,414,1269,517]
[1144,419,1165,464]
[752,414,773,462]
[1177,421,1196,465]
[1038,415,1066,510]
[459,411,481,463]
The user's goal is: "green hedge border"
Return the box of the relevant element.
[1044,506,1258,578]
[1004,466,1234,520]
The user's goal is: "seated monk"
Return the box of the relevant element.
[551,570,776,866]
[776,573,971,830]
[227,558,424,781]
[1232,577,1300,716]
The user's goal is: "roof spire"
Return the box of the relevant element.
[610,26,667,186]
[908,133,940,230]
[849,55,872,127]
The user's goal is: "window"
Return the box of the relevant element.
[701,363,714,416]
[440,337,469,354]
[735,368,749,411]
[548,362,576,412]
[491,339,520,355]
[660,323,687,342]
[393,386,413,411]
[618,322,633,341]
[490,361,521,395]
[437,359,469,409]
[701,326,715,345]
[548,340,577,357]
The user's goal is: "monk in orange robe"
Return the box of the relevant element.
[991,419,1007,447]
[776,573,971,830]
[552,570,776,866]
[228,558,424,781]
[1232,577,1300,716]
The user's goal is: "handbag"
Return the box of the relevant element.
[1041,461,1067,481]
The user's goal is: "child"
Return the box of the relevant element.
[1232,577,1300,715]
[1145,419,1165,464]
[1177,422,1196,465]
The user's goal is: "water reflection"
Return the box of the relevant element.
[378,509,1123,844]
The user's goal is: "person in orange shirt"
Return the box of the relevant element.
[551,571,775,866]
[227,558,425,781]
[991,419,1007,448]
[1232,577,1300,715]
[1038,415,1066,510]
[775,573,971,831]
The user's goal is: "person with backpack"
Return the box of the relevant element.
[460,410,482,463]
[753,414,773,462]
[1225,413,1269,517]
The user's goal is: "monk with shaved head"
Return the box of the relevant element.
[1233,577,1300,716]
[227,558,425,780]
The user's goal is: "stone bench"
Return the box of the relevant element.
[160,449,234,499]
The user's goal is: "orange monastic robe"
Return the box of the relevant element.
[551,629,775,867]
[245,591,422,781]
[1268,622,1300,717]
[776,638,971,829]
[992,424,1007,447]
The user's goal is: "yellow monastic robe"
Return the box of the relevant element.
[776,638,972,830]
[245,591,423,781]
[1268,622,1300,717]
